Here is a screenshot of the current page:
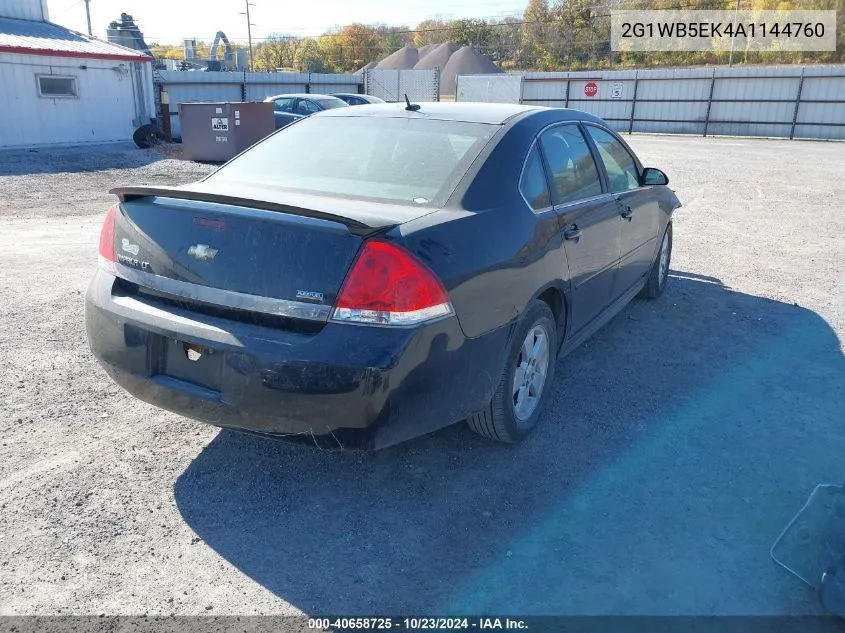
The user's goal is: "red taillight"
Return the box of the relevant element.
[333,240,452,326]
[98,204,117,267]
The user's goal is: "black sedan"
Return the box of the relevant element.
[86,103,681,450]
[332,93,386,106]
[263,93,348,129]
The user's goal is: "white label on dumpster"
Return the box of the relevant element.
[235,119,241,126]
[211,117,229,131]
[234,110,240,118]
[215,107,223,114]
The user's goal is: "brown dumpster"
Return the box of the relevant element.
[179,102,275,162]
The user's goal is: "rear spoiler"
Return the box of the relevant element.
[110,185,392,237]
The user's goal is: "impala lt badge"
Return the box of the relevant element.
[187,244,218,261]
[296,290,325,303]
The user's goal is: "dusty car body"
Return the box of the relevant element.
[86,103,681,449]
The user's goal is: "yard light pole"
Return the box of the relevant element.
[240,0,256,72]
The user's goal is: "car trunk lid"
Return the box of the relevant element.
[108,185,433,325]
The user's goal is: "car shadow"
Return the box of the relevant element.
[174,272,845,616]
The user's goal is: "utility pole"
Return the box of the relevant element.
[728,0,740,67]
[240,1,256,72]
[83,0,93,37]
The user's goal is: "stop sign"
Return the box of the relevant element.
[584,82,598,97]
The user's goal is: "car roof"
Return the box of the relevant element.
[264,93,341,100]
[316,101,601,125]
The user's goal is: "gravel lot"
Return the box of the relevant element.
[0,137,843,618]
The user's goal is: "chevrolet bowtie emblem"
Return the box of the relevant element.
[184,342,205,361]
[187,244,218,261]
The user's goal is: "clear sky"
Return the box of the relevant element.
[46,0,529,44]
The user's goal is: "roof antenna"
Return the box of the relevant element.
[404,94,421,112]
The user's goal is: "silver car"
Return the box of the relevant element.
[264,93,348,129]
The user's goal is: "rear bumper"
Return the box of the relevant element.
[85,269,509,449]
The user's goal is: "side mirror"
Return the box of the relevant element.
[642,167,669,186]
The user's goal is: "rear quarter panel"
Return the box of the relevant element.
[397,208,568,340]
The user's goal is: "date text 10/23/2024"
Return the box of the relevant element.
[308,618,529,630]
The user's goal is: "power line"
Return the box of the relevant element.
[144,2,706,44]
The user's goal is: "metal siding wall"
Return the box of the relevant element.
[140,61,155,121]
[454,65,845,140]
[0,53,140,148]
[243,72,310,101]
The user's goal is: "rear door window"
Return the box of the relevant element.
[273,97,295,113]
[519,143,551,211]
[539,125,603,204]
[585,126,641,193]
[298,99,320,115]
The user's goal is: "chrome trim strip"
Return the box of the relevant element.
[113,264,332,322]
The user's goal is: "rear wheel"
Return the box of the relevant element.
[467,300,557,443]
[639,223,672,299]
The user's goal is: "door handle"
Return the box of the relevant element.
[620,206,633,220]
[563,224,582,241]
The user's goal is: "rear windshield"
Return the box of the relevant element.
[207,116,498,206]
[315,98,348,109]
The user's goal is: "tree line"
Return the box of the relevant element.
[150,0,844,72]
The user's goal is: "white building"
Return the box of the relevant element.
[0,0,155,148]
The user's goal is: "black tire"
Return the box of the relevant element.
[133,124,161,149]
[639,223,673,300]
[467,300,557,443]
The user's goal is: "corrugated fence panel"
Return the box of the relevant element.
[243,72,358,100]
[633,69,712,134]
[795,66,845,140]
[456,75,522,103]
[711,76,801,102]
[311,83,359,94]
[522,77,569,103]
[564,98,632,129]
[454,65,845,140]
[303,73,360,97]
[635,101,707,134]
[245,82,306,100]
